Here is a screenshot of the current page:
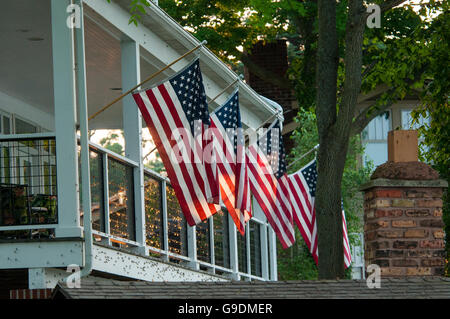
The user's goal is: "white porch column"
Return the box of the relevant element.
[52,0,82,238]
[260,221,269,280]
[228,214,240,280]
[187,225,199,270]
[121,39,146,253]
[268,227,278,281]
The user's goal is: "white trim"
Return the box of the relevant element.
[0,91,55,132]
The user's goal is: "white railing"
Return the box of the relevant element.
[0,134,271,281]
[0,133,58,238]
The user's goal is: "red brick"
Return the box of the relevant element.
[421,258,444,267]
[365,220,389,231]
[373,259,390,267]
[419,240,445,249]
[393,241,418,249]
[406,267,432,276]
[371,199,391,208]
[381,267,404,276]
[405,209,429,217]
[392,259,418,267]
[377,230,403,238]
[421,188,443,198]
[375,250,390,258]
[375,209,403,218]
[419,219,445,228]
[389,250,405,258]
[366,241,390,250]
[406,250,433,258]
[404,190,426,198]
[433,208,443,217]
[365,209,375,219]
[404,229,428,238]
[433,230,445,239]
[391,220,416,228]
[415,199,443,208]
[365,231,377,241]
[374,189,403,198]
[392,199,415,207]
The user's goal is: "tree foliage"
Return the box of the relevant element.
[132,0,448,278]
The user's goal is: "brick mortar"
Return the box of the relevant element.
[362,182,445,277]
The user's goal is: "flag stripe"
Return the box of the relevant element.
[247,145,295,248]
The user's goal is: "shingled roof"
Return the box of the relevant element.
[52,277,450,299]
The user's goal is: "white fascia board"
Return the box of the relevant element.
[0,240,83,269]
[92,244,227,282]
[83,0,279,129]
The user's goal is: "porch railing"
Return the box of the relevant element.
[0,134,270,281]
[0,133,57,239]
[85,140,269,280]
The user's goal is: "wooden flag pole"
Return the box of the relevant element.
[88,40,207,122]
[286,144,319,170]
[244,110,282,147]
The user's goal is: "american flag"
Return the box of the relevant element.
[288,159,352,268]
[132,59,220,226]
[247,120,295,248]
[210,90,251,235]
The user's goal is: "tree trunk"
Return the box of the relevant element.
[316,135,347,279]
[315,0,365,279]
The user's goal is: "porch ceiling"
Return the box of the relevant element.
[0,0,278,131]
[0,0,54,115]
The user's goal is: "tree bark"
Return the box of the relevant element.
[315,0,365,279]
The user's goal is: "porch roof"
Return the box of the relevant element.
[52,276,450,299]
[0,0,281,132]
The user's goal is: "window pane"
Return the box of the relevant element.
[213,210,230,269]
[166,184,188,257]
[237,228,247,273]
[0,138,57,228]
[250,221,262,277]
[108,158,135,241]
[144,174,163,251]
[196,218,210,263]
[3,116,10,134]
[15,118,37,134]
[90,150,104,232]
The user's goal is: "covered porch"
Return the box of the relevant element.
[0,0,281,287]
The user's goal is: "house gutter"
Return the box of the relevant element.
[74,0,93,278]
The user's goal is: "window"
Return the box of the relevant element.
[362,111,391,167]
[166,184,188,257]
[249,220,262,277]
[401,109,430,155]
[213,210,230,269]
[90,150,105,232]
[196,218,211,263]
[108,157,135,241]
[237,226,247,273]
[401,109,430,130]
[2,115,11,134]
[144,173,163,251]
[15,117,38,134]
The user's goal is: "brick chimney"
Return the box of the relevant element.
[244,40,297,152]
[361,130,448,277]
